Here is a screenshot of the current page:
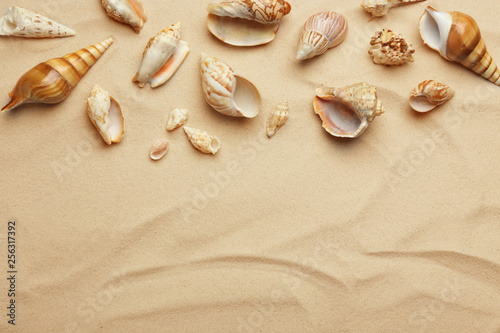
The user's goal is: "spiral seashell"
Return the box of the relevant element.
[206,0,291,46]
[132,22,190,88]
[409,80,455,112]
[0,6,75,38]
[266,100,289,138]
[361,0,427,20]
[2,38,114,112]
[166,108,188,131]
[296,11,348,61]
[313,83,385,138]
[183,126,220,155]
[149,139,170,160]
[200,53,261,118]
[419,6,500,86]
[101,0,147,33]
[369,29,415,66]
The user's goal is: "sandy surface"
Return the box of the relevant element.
[1,0,500,332]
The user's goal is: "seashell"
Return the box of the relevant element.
[0,6,75,38]
[2,38,114,112]
[296,11,348,61]
[166,108,188,131]
[183,126,220,155]
[86,84,124,145]
[409,80,455,112]
[266,100,289,138]
[101,0,147,33]
[149,139,170,160]
[361,0,427,20]
[200,53,261,118]
[206,0,291,46]
[132,22,190,88]
[369,29,415,66]
[313,83,385,138]
[419,6,500,86]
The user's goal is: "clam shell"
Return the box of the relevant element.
[0,6,75,38]
[183,126,220,155]
[166,108,188,131]
[361,0,427,20]
[313,83,385,138]
[409,80,454,112]
[369,29,415,66]
[296,11,348,61]
[86,84,124,145]
[149,139,169,160]
[200,53,261,118]
[266,100,289,138]
[101,0,147,33]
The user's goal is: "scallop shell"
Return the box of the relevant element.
[86,84,124,145]
[166,108,188,131]
[132,22,190,88]
[183,126,220,155]
[101,0,147,33]
[369,29,415,66]
[296,11,348,61]
[419,6,500,86]
[266,100,289,138]
[0,6,75,38]
[313,83,385,138]
[361,0,427,20]
[409,80,454,112]
[206,0,291,46]
[2,38,114,112]
[200,53,261,118]
[149,139,170,160]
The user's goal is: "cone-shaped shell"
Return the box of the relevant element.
[313,83,385,138]
[362,0,427,20]
[2,38,114,112]
[166,108,188,131]
[200,53,261,118]
[266,100,289,138]
[183,126,220,155]
[0,6,75,38]
[101,0,147,33]
[149,140,169,160]
[86,84,124,145]
[296,11,348,61]
[206,0,291,46]
[419,6,500,86]
[409,80,454,112]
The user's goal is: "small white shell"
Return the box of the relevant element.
[86,84,124,145]
[266,100,289,138]
[101,0,147,33]
[0,6,75,38]
[369,29,415,66]
[149,139,169,160]
[183,126,220,155]
[166,108,188,131]
[409,80,454,112]
[361,0,427,20]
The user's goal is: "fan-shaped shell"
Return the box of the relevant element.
[409,80,454,112]
[101,0,147,33]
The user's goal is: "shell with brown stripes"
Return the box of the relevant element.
[2,38,114,112]
[419,6,500,86]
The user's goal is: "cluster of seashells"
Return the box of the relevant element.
[1,0,499,150]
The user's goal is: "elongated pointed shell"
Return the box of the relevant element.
[206,0,291,46]
[362,0,427,19]
[2,38,114,112]
[149,140,169,160]
[0,6,75,38]
[369,29,415,66]
[419,6,500,86]
[183,126,220,155]
[200,53,261,118]
[166,108,188,131]
[101,0,147,33]
[266,100,289,138]
[313,83,385,138]
[86,84,124,145]
[409,80,454,112]
[296,11,348,61]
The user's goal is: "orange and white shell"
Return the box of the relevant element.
[313,83,385,138]
[266,100,289,138]
[409,80,454,112]
[296,11,348,61]
[0,6,75,38]
[369,29,415,66]
[101,0,147,33]
[183,126,220,155]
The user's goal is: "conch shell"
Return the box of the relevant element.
[166,108,188,131]
[419,6,500,86]
[183,126,220,155]
[200,53,261,118]
[132,22,190,88]
[86,84,124,145]
[206,0,291,46]
[266,100,289,138]
[409,80,454,112]
[361,0,427,20]
[296,11,348,61]
[0,6,75,38]
[101,0,147,33]
[369,29,415,66]
[313,83,385,138]
[149,139,169,160]
[2,38,114,112]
